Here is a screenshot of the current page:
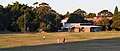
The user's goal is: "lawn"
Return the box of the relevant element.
[0,31,120,49]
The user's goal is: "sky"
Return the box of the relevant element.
[0,0,120,14]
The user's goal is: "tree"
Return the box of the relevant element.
[55,13,61,31]
[96,19,110,30]
[39,22,51,31]
[96,19,110,26]
[111,20,120,30]
[0,5,4,31]
[0,1,62,32]
[73,9,86,17]
[33,2,38,5]
[4,1,24,31]
[67,8,86,23]
[111,6,120,30]
[98,10,113,31]
[65,11,70,18]
[33,2,62,32]
[98,10,113,17]
[67,13,84,23]
[86,13,96,18]
[112,6,120,21]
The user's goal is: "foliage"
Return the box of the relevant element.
[65,11,70,17]
[67,13,84,23]
[73,9,86,17]
[98,10,113,17]
[111,6,120,30]
[111,20,120,28]
[86,13,96,18]
[39,22,51,31]
[0,1,119,32]
[67,9,87,23]
[0,5,4,31]
[112,6,120,21]
[96,19,110,26]
[35,2,60,32]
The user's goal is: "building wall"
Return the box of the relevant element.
[74,28,80,32]
[74,27,90,32]
[84,27,90,32]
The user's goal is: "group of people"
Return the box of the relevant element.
[42,35,66,43]
[41,28,66,43]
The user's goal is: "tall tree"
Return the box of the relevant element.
[73,9,86,17]
[111,20,120,30]
[98,10,113,31]
[55,13,61,31]
[67,13,84,23]
[0,5,4,31]
[111,6,120,30]
[112,6,120,21]
[67,9,86,23]
[34,2,61,32]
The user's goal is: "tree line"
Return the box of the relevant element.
[0,1,120,32]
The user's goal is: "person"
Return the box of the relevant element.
[57,38,60,43]
[40,29,42,33]
[63,38,65,43]
[43,35,46,40]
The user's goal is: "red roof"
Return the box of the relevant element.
[63,17,69,20]
[85,17,113,22]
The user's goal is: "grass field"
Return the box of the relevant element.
[0,31,120,51]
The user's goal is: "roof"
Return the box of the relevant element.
[85,17,104,22]
[62,23,102,28]
[80,25,102,28]
[62,23,80,28]
[62,17,69,20]
[61,17,69,23]
[85,17,113,22]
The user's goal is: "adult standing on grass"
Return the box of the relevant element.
[63,38,66,43]
[57,38,60,43]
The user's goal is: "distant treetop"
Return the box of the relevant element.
[39,2,49,6]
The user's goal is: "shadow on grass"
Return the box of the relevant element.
[0,31,22,34]
[0,37,120,51]
[0,31,37,34]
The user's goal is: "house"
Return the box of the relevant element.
[61,17,69,25]
[61,17,106,32]
[62,23,102,32]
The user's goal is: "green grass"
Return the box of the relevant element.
[0,31,120,48]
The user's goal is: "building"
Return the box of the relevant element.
[62,23,102,32]
[60,17,108,32]
[61,17,69,25]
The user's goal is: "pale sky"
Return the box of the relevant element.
[0,0,120,14]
